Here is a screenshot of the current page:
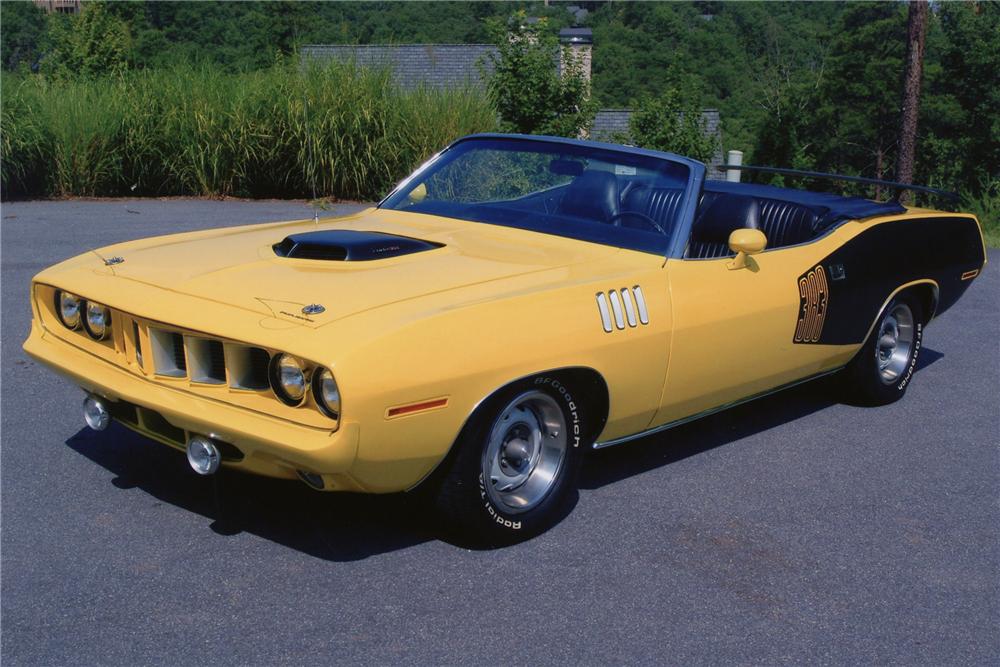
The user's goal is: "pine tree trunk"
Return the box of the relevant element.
[896,0,928,205]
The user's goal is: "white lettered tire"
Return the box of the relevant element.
[432,377,588,544]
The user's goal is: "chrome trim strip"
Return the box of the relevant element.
[593,367,843,449]
[596,293,613,333]
[632,285,649,325]
[608,290,625,330]
[621,288,638,327]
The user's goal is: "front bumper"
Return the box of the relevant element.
[24,319,364,491]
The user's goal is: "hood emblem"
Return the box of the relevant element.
[104,256,125,266]
[302,304,326,315]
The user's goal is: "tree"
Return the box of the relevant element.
[44,1,132,78]
[896,0,928,201]
[621,88,718,163]
[484,11,596,138]
[0,1,48,71]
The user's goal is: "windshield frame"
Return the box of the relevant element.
[379,134,706,259]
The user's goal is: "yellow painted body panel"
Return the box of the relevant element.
[24,207,984,493]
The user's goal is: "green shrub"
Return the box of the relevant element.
[0,61,497,200]
[961,176,1000,248]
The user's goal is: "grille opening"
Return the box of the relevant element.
[186,336,227,385]
[149,328,187,377]
[224,344,271,390]
[107,400,139,427]
[132,321,144,369]
[171,333,186,371]
[137,408,186,445]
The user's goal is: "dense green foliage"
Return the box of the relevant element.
[1,62,495,198]
[0,0,996,234]
[485,12,594,137]
[617,89,719,163]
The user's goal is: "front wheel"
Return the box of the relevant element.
[432,379,588,544]
[839,293,923,406]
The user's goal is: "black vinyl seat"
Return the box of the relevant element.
[622,185,685,233]
[557,170,620,223]
[685,193,760,259]
[756,199,821,248]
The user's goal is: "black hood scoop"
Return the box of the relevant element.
[273,229,443,261]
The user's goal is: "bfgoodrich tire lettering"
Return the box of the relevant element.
[433,376,588,544]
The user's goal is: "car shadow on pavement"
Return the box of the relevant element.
[580,347,944,490]
[65,426,436,562]
[64,347,944,558]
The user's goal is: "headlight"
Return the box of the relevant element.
[56,291,82,330]
[83,301,111,340]
[269,353,306,406]
[312,367,341,420]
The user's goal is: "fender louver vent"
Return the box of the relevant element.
[596,286,649,333]
[274,229,442,261]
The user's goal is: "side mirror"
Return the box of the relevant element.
[728,228,767,270]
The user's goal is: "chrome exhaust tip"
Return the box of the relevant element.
[186,435,221,475]
[83,396,110,431]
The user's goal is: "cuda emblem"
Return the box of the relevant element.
[794,265,829,343]
[596,286,649,333]
[301,304,326,315]
[104,256,125,266]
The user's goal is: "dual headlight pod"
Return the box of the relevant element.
[55,290,111,341]
[268,353,341,420]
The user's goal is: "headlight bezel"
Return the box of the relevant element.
[268,352,308,406]
[311,367,341,421]
[55,290,83,330]
[82,301,112,340]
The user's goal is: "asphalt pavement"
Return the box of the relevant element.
[2,199,998,665]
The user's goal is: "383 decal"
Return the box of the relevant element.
[794,265,829,344]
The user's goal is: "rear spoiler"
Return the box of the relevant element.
[718,164,959,203]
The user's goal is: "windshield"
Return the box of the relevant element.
[381,137,695,255]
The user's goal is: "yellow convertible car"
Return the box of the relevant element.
[24,135,987,542]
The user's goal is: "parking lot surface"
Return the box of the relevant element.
[2,199,998,665]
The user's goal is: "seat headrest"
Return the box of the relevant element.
[559,170,620,223]
[692,194,760,243]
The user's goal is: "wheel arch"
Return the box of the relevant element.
[860,279,939,344]
[407,366,610,492]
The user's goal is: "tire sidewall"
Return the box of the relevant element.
[856,294,924,403]
[460,376,587,541]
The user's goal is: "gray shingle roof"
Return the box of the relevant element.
[300,44,497,90]
[593,108,724,175]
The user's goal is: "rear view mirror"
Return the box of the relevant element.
[549,159,584,177]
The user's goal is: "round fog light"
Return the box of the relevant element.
[186,436,220,475]
[83,396,110,431]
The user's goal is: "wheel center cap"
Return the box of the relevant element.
[499,426,533,475]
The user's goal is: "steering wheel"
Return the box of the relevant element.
[608,210,666,235]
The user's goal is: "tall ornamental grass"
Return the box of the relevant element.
[0,62,497,199]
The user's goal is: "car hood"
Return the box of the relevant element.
[96,208,624,328]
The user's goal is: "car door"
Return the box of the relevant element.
[651,222,853,427]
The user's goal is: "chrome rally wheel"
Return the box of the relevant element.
[876,302,915,384]
[840,292,923,406]
[481,391,568,514]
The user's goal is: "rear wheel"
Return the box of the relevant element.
[840,293,923,406]
[432,378,588,544]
